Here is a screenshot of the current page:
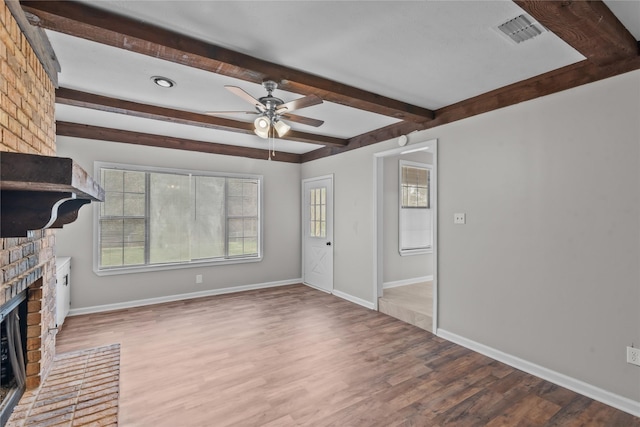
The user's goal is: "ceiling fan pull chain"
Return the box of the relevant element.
[271,126,276,158]
[268,127,273,161]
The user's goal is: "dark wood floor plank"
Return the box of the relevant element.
[484,393,561,426]
[432,387,510,427]
[55,284,640,426]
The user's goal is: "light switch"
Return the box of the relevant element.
[454,213,466,224]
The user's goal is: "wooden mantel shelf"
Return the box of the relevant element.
[1,152,105,237]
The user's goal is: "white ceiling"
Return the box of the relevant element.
[604,0,640,40]
[49,1,637,155]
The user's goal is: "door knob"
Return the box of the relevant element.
[326,242,332,246]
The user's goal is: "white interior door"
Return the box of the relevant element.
[302,176,333,292]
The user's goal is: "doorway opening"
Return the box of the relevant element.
[373,138,438,333]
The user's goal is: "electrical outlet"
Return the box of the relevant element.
[628,347,640,366]
[195,274,203,284]
[454,213,466,224]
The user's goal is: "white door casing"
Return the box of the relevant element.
[302,175,334,292]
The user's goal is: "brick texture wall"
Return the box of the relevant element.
[1,0,57,389]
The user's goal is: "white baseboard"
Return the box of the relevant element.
[383,275,433,289]
[437,329,640,418]
[68,279,302,316]
[331,289,375,310]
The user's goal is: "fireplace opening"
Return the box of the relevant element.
[0,292,27,427]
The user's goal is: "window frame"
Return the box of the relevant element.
[398,160,433,256]
[93,161,263,276]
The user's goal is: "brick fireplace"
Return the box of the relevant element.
[2,238,54,390]
[1,0,58,419]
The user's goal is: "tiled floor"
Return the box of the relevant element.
[378,281,433,332]
[7,344,120,426]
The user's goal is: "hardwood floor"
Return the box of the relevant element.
[56,284,639,426]
[378,282,433,332]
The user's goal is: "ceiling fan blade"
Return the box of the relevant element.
[281,113,324,127]
[204,111,258,116]
[225,86,266,112]
[277,95,323,113]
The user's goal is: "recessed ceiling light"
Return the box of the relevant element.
[151,76,176,88]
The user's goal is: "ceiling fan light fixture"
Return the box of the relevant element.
[254,128,269,139]
[254,116,270,139]
[273,120,291,137]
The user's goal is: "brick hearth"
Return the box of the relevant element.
[7,344,120,426]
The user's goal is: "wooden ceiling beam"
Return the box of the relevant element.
[56,122,302,163]
[22,0,434,123]
[302,54,640,162]
[56,88,347,147]
[432,56,640,128]
[515,0,639,65]
[301,121,428,163]
[58,87,435,162]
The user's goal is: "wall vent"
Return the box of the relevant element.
[497,14,545,44]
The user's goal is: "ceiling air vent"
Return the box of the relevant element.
[497,14,545,44]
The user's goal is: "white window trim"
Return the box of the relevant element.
[399,160,433,256]
[93,161,263,276]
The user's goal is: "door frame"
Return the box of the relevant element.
[301,174,334,293]
[373,138,438,333]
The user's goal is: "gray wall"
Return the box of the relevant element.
[57,69,640,403]
[383,152,433,284]
[437,70,640,402]
[302,70,640,402]
[302,143,386,302]
[56,136,301,309]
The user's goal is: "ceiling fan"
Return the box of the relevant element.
[207,81,324,139]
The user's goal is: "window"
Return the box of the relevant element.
[399,160,432,255]
[309,187,326,238]
[95,163,261,274]
[401,164,430,208]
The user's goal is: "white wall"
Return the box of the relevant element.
[383,152,433,284]
[302,70,640,403]
[56,136,301,310]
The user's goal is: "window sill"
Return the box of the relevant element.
[399,248,433,257]
[94,255,262,276]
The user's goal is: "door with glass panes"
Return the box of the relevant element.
[302,176,333,292]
